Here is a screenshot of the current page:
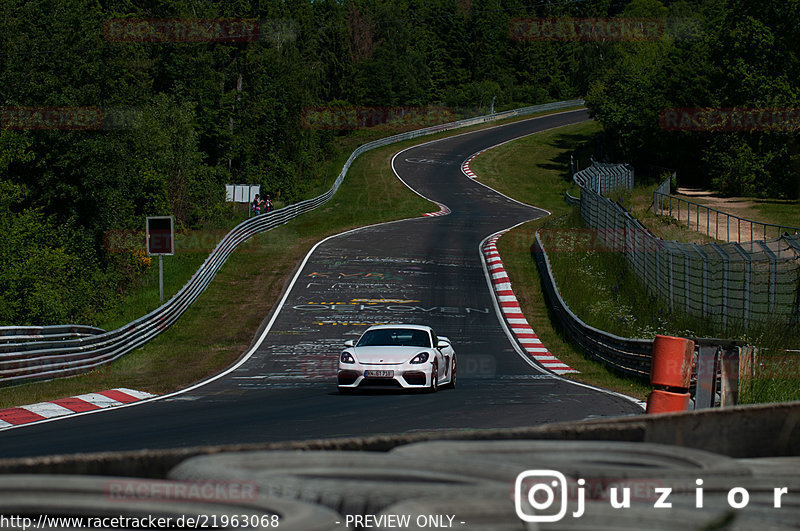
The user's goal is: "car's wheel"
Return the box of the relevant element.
[428,363,438,393]
[445,355,457,389]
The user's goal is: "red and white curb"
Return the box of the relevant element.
[461,148,491,180]
[423,201,451,217]
[482,231,578,375]
[0,388,156,428]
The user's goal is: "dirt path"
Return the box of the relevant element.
[659,188,783,243]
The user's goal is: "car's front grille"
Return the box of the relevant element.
[402,371,426,386]
[361,378,403,387]
[337,371,359,385]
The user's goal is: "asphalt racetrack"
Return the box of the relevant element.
[0,109,642,458]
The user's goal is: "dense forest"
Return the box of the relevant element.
[1,0,798,326]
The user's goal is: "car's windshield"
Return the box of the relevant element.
[356,328,431,348]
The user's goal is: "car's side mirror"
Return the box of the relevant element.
[437,340,450,349]
[344,340,355,347]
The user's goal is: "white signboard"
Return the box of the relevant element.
[225,184,260,203]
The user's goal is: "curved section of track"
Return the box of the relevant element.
[0,109,642,458]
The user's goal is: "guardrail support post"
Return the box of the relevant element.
[695,344,720,409]
[719,347,739,407]
[738,346,757,402]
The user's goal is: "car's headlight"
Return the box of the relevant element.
[410,352,429,364]
[340,351,355,364]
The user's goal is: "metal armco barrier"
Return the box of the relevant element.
[692,338,743,409]
[533,230,742,409]
[0,100,585,387]
[0,325,105,345]
[532,232,653,380]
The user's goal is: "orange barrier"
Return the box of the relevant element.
[650,335,695,388]
[647,335,695,414]
[646,389,691,414]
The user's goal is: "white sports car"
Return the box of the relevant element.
[337,324,456,393]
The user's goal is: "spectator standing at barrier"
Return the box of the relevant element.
[265,195,274,213]
[252,194,262,215]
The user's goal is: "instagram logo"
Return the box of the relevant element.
[515,470,571,523]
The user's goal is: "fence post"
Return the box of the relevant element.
[711,244,730,328]
[732,242,752,325]
[668,246,675,312]
[756,240,778,314]
[692,244,710,316]
[684,250,691,314]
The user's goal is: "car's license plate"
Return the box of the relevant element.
[364,370,393,378]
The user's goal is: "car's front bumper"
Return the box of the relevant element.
[337,362,433,389]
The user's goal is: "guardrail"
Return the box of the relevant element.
[0,325,105,345]
[0,99,585,387]
[532,232,653,380]
[564,190,581,206]
[653,190,800,245]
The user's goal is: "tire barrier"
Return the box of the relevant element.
[738,457,800,479]
[153,438,800,528]
[0,474,342,531]
[389,440,748,480]
[375,498,786,530]
[168,450,517,519]
[375,495,519,531]
[0,100,584,387]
